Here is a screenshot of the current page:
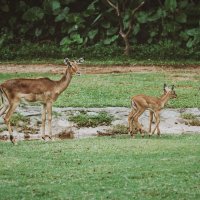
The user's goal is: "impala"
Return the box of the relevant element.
[0,57,84,144]
[128,84,177,137]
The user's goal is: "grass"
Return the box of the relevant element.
[109,124,128,135]
[189,119,200,126]
[181,113,198,120]
[0,126,7,132]
[181,113,200,126]
[0,71,199,108]
[97,124,129,136]
[0,135,200,199]
[10,113,30,126]
[69,111,113,127]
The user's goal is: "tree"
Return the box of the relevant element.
[106,0,145,55]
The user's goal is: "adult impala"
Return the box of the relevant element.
[0,57,84,144]
[128,84,177,137]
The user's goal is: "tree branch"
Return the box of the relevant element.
[131,1,145,16]
[106,0,117,9]
[126,1,145,37]
[106,0,120,16]
[157,0,163,7]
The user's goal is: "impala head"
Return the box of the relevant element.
[64,57,84,75]
[163,83,177,99]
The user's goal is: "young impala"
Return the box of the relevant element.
[0,57,84,144]
[128,84,177,137]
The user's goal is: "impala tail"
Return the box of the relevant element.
[0,87,9,117]
[0,88,4,116]
[131,99,137,110]
[0,87,4,105]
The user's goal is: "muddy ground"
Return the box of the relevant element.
[0,64,199,141]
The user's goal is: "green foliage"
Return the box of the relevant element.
[22,7,44,22]
[164,0,177,12]
[0,41,199,62]
[69,112,113,127]
[0,0,199,52]
[0,135,200,199]
[0,42,62,60]
[184,28,200,48]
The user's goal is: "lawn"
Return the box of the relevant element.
[0,71,199,108]
[0,70,200,199]
[0,135,199,200]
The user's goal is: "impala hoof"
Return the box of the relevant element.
[42,136,45,140]
[131,135,136,139]
[10,135,17,145]
[42,135,52,141]
[149,132,153,136]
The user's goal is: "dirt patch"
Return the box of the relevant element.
[0,106,200,142]
[56,130,75,140]
[0,64,200,74]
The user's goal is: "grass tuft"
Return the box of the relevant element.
[10,113,30,126]
[110,124,128,135]
[181,113,200,126]
[69,111,113,127]
[181,113,197,120]
[98,125,128,136]
[189,119,200,126]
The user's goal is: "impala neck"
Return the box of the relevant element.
[160,92,171,108]
[56,69,72,94]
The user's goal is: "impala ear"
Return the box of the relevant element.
[76,57,84,64]
[64,58,69,64]
[171,85,175,90]
[64,58,72,67]
[163,83,167,90]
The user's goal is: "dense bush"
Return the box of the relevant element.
[0,0,200,57]
[0,41,199,62]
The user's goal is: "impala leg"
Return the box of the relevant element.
[133,108,146,137]
[4,102,19,144]
[0,95,9,116]
[46,102,52,139]
[128,109,136,136]
[157,126,161,136]
[151,112,160,135]
[41,104,46,140]
[128,111,132,133]
[0,104,9,116]
[156,114,161,136]
[148,111,154,136]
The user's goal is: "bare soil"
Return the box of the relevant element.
[0,64,200,74]
[0,106,200,142]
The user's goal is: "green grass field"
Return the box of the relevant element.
[0,71,199,108]
[0,135,200,200]
[0,69,199,199]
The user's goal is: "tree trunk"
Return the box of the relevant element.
[121,33,130,56]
